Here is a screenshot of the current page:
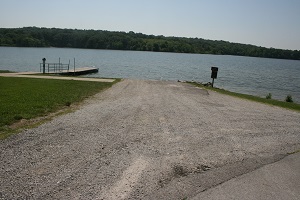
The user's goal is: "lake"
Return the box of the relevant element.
[1,46,300,103]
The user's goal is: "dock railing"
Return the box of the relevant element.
[40,62,70,74]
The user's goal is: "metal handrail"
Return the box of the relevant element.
[40,63,70,73]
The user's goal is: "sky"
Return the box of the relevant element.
[1,0,300,50]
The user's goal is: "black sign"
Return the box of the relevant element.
[211,67,218,79]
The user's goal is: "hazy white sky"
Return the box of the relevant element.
[1,0,299,50]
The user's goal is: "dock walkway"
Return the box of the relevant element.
[0,72,115,83]
[58,67,99,76]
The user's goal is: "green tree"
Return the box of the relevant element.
[0,27,299,60]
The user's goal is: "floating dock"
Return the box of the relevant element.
[40,59,99,76]
[59,67,99,76]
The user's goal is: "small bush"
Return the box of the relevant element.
[266,93,272,99]
[285,95,293,103]
[65,102,71,107]
[0,70,13,73]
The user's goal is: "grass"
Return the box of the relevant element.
[0,70,14,73]
[188,82,300,112]
[287,149,300,155]
[0,76,119,139]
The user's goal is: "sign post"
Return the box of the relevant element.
[211,67,218,88]
[42,58,46,74]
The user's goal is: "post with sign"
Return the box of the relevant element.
[211,67,218,88]
[42,58,46,74]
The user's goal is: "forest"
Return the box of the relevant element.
[0,27,299,60]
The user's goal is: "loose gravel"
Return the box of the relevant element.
[1,79,299,199]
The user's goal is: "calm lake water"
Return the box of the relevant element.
[1,46,300,103]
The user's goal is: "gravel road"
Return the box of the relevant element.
[1,79,300,200]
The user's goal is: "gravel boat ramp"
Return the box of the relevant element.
[1,79,299,199]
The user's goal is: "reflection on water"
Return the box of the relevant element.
[0,47,299,103]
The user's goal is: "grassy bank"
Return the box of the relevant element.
[189,82,300,112]
[0,77,119,139]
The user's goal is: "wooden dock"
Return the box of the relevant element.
[59,67,99,76]
[40,60,99,76]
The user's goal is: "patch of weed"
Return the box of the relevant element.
[188,82,300,112]
[285,95,293,103]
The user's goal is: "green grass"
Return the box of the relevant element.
[0,77,119,138]
[188,82,300,112]
[287,149,300,155]
[0,70,14,73]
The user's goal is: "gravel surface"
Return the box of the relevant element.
[1,79,300,200]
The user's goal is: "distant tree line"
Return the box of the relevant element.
[0,27,299,60]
